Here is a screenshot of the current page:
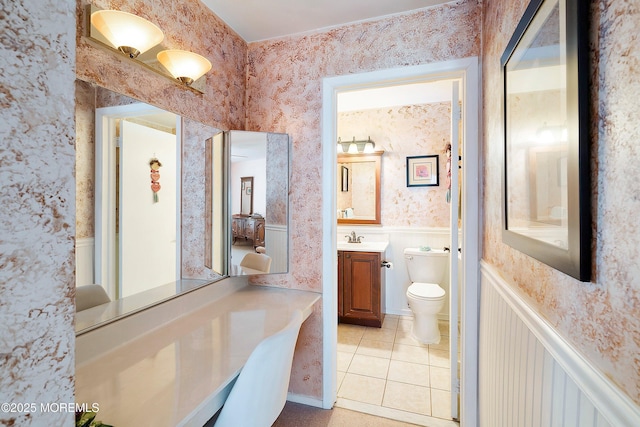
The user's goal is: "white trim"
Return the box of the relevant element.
[321,58,480,424]
[286,393,324,408]
[481,261,640,427]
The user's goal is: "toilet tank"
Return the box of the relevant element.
[403,248,449,284]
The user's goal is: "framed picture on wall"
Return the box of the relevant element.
[341,165,349,192]
[406,155,439,187]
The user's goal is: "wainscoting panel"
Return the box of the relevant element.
[265,224,287,273]
[480,262,640,427]
[76,237,95,287]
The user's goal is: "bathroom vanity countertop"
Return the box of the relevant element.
[337,241,389,252]
[75,284,320,427]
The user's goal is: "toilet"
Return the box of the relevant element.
[403,247,448,344]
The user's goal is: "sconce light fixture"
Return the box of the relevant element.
[337,137,376,154]
[157,50,212,86]
[88,7,211,92]
[90,10,164,59]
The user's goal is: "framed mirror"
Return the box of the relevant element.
[501,0,590,281]
[229,131,290,275]
[337,152,382,225]
[75,80,226,333]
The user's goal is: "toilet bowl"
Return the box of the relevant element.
[404,248,448,344]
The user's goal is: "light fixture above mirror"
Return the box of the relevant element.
[337,136,375,154]
[87,6,212,93]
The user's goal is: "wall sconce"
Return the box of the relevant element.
[157,50,212,86]
[337,137,376,154]
[87,6,210,93]
[90,10,164,59]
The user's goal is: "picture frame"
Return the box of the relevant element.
[406,155,439,187]
[341,165,349,192]
[501,0,590,281]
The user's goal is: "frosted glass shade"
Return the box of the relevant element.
[157,50,212,85]
[91,10,164,58]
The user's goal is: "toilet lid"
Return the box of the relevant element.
[408,283,445,300]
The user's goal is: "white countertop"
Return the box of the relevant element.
[75,285,320,427]
[337,241,389,252]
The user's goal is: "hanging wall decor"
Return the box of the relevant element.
[150,158,162,202]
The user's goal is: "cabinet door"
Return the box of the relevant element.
[245,218,255,240]
[342,251,382,327]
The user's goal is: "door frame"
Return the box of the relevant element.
[321,57,480,426]
[94,103,181,300]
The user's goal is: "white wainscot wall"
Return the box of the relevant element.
[76,237,95,287]
[479,262,640,427]
[337,226,457,318]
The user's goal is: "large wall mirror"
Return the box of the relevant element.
[337,152,382,225]
[75,83,290,333]
[229,131,290,275]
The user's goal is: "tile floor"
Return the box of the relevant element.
[336,315,459,427]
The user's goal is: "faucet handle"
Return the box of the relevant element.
[356,235,364,243]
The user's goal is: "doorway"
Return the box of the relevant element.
[321,58,480,427]
[94,103,180,300]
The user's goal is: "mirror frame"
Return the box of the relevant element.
[501,0,590,281]
[337,152,382,225]
[240,176,254,215]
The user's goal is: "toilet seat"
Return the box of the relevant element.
[407,283,445,300]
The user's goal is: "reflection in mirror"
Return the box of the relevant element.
[75,80,226,333]
[337,152,382,225]
[229,131,289,275]
[240,176,254,215]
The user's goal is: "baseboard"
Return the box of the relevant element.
[286,393,324,408]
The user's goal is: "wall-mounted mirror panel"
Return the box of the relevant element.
[228,131,290,275]
[75,80,226,333]
[337,152,382,225]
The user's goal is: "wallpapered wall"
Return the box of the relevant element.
[245,0,481,398]
[482,0,640,405]
[0,0,77,425]
[338,103,453,228]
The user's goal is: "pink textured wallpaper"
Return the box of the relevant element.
[0,0,77,425]
[338,103,453,228]
[246,0,481,399]
[482,0,640,405]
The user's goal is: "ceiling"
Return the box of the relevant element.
[201,0,452,42]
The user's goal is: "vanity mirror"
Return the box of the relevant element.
[75,80,226,333]
[337,152,382,225]
[75,85,291,333]
[229,131,290,274]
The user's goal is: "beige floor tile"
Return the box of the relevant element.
[337,351,354,372]
[382,381,431,415]
[337,370,346,390]
[428,335,449,352]
[431,388,452,419]
[347,354,390,379]
[391,343,429,364]
[381,316,399,330]
[429,366,451,391]
[356,339,393,359]
[337,334,361,354]
[387,360,430,387]
[362,326,397,343]
[338,323,366,339]
[338,373,386,405]
[394,330,427,347]
[429,349,450,368]
[398,318,413,332]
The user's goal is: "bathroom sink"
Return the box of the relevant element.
[337,241,389,253]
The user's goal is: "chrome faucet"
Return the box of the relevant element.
[345,231,364,243]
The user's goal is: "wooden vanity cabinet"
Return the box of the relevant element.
[232,215,265,247]
[338,250,384,327]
